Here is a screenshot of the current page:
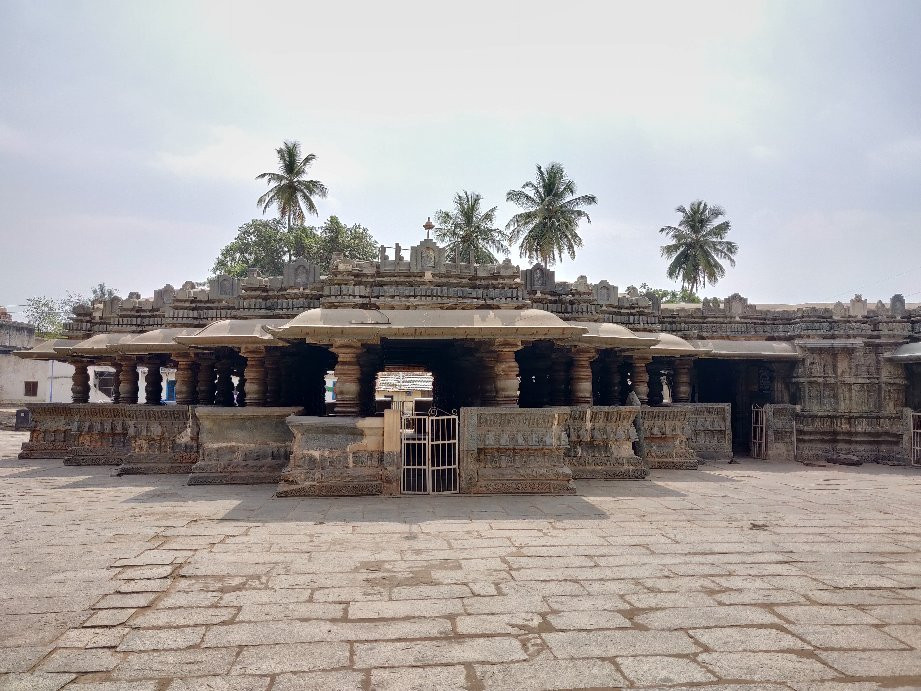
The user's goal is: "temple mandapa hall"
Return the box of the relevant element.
[14,224,921,495]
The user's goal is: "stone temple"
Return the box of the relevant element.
[14,227,921,495]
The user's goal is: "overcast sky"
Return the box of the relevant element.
[2,0,920,319]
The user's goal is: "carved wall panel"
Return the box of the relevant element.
[676,403,732,460]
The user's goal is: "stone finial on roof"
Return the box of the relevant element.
[423,217,435,239]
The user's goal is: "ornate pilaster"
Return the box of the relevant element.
[630,354,652,404]
[570,346,596,406]
[196,354,216,405]
[70,362,90,404]
[144,361,163,405]
[110,361,122,404]
[331,339,361,416]
[118,357,139,404]
[174,353,197,405]
[265,348,281,406]
[673,357,693,403]
[494,339,521,407]
[214,358,235,407]
[549,350,570,406]
[241,346,266,407]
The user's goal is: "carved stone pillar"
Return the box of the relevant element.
[630,354,653,404]
[71,362,90,404]
[331,339,361,416]
[118,357,139,404]
[241,346,266,407]
[494,339,521,407]
[602,352,621,405]
[674,357,693,403]
[110,361,122,404]
[214,358,235,407]
[570,346,596,406]
[144,361,163,405]
[265,348,281,406]
[196,354,216,405]
[234,361,246,407]
[174,353,197,405]
[550,350,570,406]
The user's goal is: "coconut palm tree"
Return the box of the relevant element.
[659,200,738,293]
[505,162,597,267]
[434,191,508,263]
[256,141,328,229]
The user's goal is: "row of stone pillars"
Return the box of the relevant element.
[325,339,698,415]
[67,347,287,407]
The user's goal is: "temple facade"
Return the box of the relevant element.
[14,229,921,494]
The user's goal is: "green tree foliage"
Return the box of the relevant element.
[506,162,597,267]
[434,190,508,263]
[659,200,738,294]
[23,296,66,337]
[212,217,378,278]
[91,283,119,301]
[256,141,328,228]
[638,283,701,304]
[317,216,378,271]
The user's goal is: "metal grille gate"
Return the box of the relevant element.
[400,409,459,494]
[751,405,766,459]
[913,413,921,467]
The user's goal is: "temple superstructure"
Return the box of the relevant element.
[15,229,921,494]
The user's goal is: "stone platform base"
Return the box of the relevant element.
[18,443,69,459]
[191,407,302,485]
[64,448,125,466]
[116,452,198,475]
[648,459,700,470]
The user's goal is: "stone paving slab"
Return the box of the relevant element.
[2,430,921,689]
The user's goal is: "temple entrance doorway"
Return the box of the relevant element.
[400,409,459,494]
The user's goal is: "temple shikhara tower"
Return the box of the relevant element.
[14,226,921,495]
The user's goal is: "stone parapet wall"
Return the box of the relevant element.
[566,406,646,479]
[459,407,576,494]
[19,403,78,458]
[278,417,395,496]
[640,407,698,470]
[189,406,303,484]
[676,403,732,460]
[793,411,909,465]
[18,403,196,470]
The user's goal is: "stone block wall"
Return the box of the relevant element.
[459,407,575,494]
[763,404,797,461]
[278,416,396,496]
[677,403,732,460]
[189,407,303,484]
[640,407,698,470]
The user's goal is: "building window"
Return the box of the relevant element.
[24,381,38,397]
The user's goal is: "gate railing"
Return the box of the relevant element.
[400,409,459,494]
[913,412,921,467]
[751,405,766,459]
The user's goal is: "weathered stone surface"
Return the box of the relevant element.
[190,406,302,484]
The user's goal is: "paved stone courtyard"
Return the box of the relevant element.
[1,430,920,690]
